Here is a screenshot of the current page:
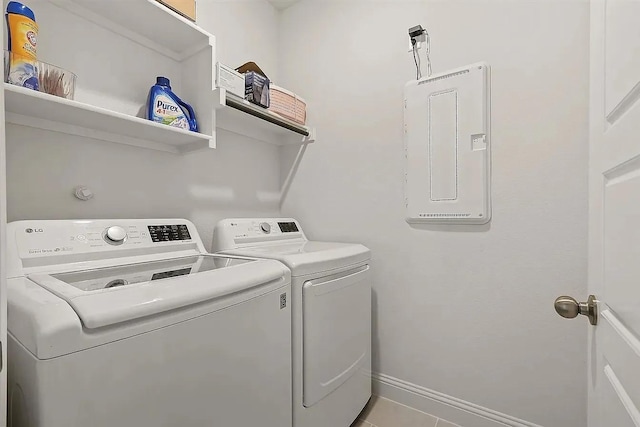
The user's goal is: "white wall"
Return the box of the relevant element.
[6,0,282,249]
[279,1,589,426]
[198,0,281,81]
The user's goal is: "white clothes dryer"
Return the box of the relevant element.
[6,219,292,427]
[213,218,371,427]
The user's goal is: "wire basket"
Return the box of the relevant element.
[4,50,76,100]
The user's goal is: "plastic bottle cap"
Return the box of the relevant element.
[6,2,36,21]
[156,77,171,88]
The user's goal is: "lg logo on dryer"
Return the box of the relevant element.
[25,228,44,233]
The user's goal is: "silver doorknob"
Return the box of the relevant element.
[554,295,598,325]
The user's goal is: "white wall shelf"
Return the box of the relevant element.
[4,84,215,154]
[48,0,213,61]
[214,88,316,145]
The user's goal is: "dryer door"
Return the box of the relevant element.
[302,265,371,407]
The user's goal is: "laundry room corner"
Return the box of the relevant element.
[277,1,590,427]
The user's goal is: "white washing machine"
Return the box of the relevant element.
[6,219,292,427]
[213,218,372,427]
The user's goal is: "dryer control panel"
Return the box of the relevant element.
[213,218,306,251]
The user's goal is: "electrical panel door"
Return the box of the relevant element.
[404,62,491,224]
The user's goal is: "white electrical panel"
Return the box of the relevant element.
[404,62,491,224]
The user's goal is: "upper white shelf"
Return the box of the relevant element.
[214,88,316,146]
[4,84,214,154]
[49,0,213,60]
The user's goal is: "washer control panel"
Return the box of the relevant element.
[12,219,198,262]
[104,226,128,245]
[148,224,192,242]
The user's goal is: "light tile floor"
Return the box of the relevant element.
[351,395,462,427]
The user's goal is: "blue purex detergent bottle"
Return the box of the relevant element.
[146,77,198,132]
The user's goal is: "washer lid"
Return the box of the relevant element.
[223,241,370,276]
[27,255,287,329]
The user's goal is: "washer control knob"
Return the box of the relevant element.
[105,226,127,243]
[260,222,271,234]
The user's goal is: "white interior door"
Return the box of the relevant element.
[587,0,640,426]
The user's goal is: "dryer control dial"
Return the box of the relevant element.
[260,222,271,234]
[104,226,127,245]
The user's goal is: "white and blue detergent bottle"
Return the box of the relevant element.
[147,77,198,132]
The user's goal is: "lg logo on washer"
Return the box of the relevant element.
[25,228,44,233]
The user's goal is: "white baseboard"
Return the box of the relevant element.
[372,373,544,427]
